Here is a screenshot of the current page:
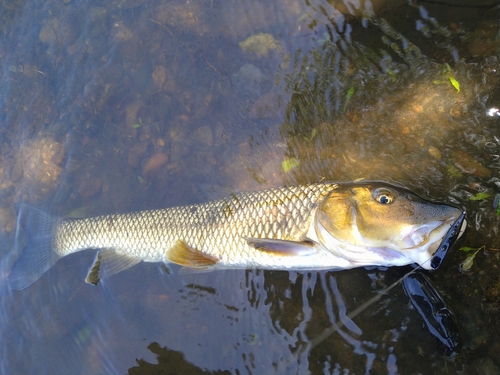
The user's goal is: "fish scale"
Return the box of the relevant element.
[53,183,338,266]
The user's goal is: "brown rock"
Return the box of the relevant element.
[452,150,491,178]
[142,153,169,176]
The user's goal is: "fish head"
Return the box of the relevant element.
[316,182,466,270]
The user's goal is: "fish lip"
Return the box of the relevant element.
[429,211,467,270]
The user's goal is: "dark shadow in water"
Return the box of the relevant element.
[129,342,231,375]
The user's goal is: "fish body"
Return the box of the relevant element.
[8,182,466,289]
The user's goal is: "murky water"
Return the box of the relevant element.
[1,0,500,373]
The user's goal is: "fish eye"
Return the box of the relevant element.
[373,188,394,204]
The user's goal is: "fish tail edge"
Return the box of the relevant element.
[8,203,61,290]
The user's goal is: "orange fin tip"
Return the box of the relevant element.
[167,240,219,268]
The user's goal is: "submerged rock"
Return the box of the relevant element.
[451,150,491,178]
[142,152,169,177]
[15,137,64,201]
[239,33,283,58]
[231,64,267,99]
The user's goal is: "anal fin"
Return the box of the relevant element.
[85,250,142,285]
[166,240,219,268]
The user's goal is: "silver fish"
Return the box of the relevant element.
[8,182,466,289]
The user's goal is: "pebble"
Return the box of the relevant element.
[142,153,169,177]
[428,146,442,160]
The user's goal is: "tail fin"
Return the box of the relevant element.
[8,203,62,290]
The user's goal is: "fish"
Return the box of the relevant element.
[8,181,467,289]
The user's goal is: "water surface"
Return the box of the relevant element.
[1,0,500,373]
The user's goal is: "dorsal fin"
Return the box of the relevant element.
[166,240,219,268]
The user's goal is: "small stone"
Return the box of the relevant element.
[428,146,441,160]
[125,101,141,128]
[468,38,495,57]
[39,22,58,45]
[411,104,424,113]
[152,66,167,89]
[142,153,169,176]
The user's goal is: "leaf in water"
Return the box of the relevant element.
[281,158,299,173]
[460,254,476,272]
[132,117,143,128]
[346,86,355,100]
[310,128,317,140]
[248,333,260,346]
[459,246,476,252]
[442,62,452,73]
[446,165,462,178]
[344,86,355,112]
[386,69,397,82]
[305,128,317,141]
[138,176,147,184]
[469,192,490,201]
[449,76,460,93]
[67,207,87,219]
[459,245,484,272]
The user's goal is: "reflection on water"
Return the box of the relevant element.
[1,0,500,373]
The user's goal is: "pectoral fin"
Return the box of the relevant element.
[245,238,318,256]
[166,240,219,268]
[85,250,142,285]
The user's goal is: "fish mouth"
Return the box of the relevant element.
[405,212,467,270]
[399,211,466,270]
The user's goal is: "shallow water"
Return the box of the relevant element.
[1,0,500,373]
